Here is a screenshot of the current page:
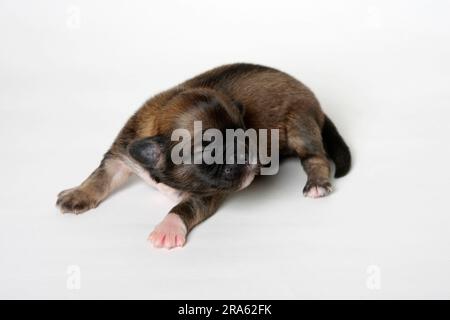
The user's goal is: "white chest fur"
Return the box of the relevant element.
[121,156,185,202]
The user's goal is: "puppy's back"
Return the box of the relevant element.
[183,63,323,134]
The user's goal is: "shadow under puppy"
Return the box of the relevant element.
[56,63,351,249]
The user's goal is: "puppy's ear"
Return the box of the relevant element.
[128,136,167,168]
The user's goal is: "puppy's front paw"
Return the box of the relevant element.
[148,213,187,249]
[56,187,99,214]
[303,180,333,198]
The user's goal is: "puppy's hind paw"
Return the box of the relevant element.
[303,181,333,198]
[56,187,99,214]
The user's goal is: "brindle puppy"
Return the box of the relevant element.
[56,63,351,249]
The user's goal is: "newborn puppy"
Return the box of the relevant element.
[56,63,351,249]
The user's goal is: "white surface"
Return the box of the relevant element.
[1,0,450,299]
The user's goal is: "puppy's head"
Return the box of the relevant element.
[128,90,258,195]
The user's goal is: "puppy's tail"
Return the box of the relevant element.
[321,115,351,178]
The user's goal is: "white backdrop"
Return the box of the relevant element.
[1,0,450,299]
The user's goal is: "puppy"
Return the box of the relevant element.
[56,63,351,249]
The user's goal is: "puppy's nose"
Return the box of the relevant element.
[224,165,242,180]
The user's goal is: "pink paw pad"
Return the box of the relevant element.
[148,213,187,249]
[304,186,328,198]
[303,183,333,198]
